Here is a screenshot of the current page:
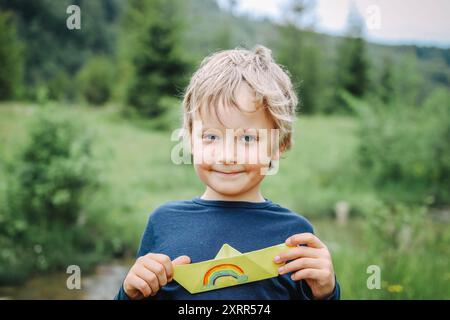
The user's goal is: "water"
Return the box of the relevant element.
[0,259,132,300]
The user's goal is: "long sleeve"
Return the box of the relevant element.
[114,198,342,300]
[114,284,130,300]
[297,276,341,300]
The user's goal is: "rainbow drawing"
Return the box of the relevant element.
[203,263,248,288]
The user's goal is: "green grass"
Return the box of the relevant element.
[264,116,379,218]
[0,102,366,243]
[0,102,448,298]
[312,217,450,299]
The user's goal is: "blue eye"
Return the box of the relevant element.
[203,133,219,142]
[240,135,258,143]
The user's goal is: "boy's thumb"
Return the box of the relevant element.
[172,255,191,266]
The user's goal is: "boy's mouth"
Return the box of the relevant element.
[211,170,245,177]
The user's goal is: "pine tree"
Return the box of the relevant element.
[0,0,122,100]
[379,57,395,104]
[334,7,369,112]
[125,0,190,117]
[345,36,369,97]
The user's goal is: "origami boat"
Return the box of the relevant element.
[173,242,290,294]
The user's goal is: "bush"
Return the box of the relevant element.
[15,111,96,225]
[331,202,450,299]
[76,56,115,105]
[351,88,450,205]
[0,108,99,283]
[47,70,74,102]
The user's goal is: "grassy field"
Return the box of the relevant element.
[0,102,367,240]
[0,103,448,299]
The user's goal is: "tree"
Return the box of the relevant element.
[0,11,23,100]
[379,57,395,104]
[0,0,123,100]
[334,6,369,112]
[125,0,190,117]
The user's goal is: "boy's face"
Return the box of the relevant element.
[191,83,281,198]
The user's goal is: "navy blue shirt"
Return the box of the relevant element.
[115,197,340,300]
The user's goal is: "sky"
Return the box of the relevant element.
[218,0,450,48]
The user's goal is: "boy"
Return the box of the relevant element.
[115,45,340,300]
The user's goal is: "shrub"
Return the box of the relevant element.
[47,70,74,102]
[352,88,450,205]
[0,108,98,283]
[15,111,96,225]
[76,56,115,105]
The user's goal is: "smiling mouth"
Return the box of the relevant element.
[211,170,245,176]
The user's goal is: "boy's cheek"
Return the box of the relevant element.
[192,145,215,165]
[246,163,271,177]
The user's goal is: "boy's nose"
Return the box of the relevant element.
[218,138,237,164]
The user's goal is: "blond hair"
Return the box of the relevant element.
[182,45,298,150]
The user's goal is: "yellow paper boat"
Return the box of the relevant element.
[173,243,290,294]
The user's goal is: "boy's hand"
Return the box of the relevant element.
[123,253,191,300]
[274,233,336,300]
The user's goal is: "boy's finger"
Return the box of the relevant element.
[274,246,320,263]
[285,233,325,248]
[291,268,328,281]
[129,274,152,298]
[146,253,173,280]
[278,258,321,275]
[172,255,191,266]
[135,264,161,291]
[141,259,168,286]
[170,255,191,282]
